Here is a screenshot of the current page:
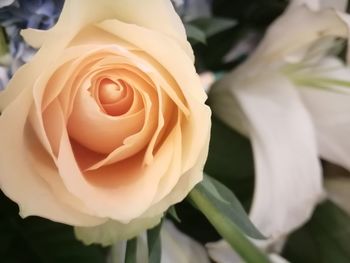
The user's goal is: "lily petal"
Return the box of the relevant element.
[298,58,350,171]
[288,0,348,11]
[207,239,289,263]
[161,221,210,263]
[320,0,348,10]
[210,73,323,237]
[246,5,347,67]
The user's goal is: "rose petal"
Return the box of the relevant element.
[145,130,209,218]
[0,83,104,226]
[97,19,211,172]
[56,109,183,222]
[75,215,162,246]
[22,0,193,59]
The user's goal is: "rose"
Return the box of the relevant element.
[0,0,211,245]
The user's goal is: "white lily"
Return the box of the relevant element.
[109,220,210,263]
[210,0,350,243]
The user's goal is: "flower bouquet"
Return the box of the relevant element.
[0,0,350,262]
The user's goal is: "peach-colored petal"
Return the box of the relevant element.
[22,0,193,59]
[97,20,206,103]
[148,110,182,204]
[0,86,103,226]
[30,46,110,157]
[28,102,107,220]
[56,110,183,222]
[145,130,210,218]
[180,98,212,172]
[67,84,145,154]
[97,20,211,171]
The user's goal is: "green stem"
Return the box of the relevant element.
[189,188,271,263]
[0,27,7,56]
[125,238,137,263]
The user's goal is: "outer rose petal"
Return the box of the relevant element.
[0,70,104,226]
[75,216,162,247]
[22,0,193,59]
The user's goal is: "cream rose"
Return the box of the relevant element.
[0,0,211,244]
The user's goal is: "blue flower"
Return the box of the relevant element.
[0,0,64,83]
[172,0,212,21]
[0,0,64,30]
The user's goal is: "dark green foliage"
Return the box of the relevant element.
[283,201,350,263]
[0,191,106,263]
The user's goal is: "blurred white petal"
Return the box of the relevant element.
[320,0,348,10]
[288,0,320,11]
[207,239,289,263]
[223,31,261,63]
[211,73,324,237]
[289,0,348,11]
[161,221,210,263]
[0,0,14,8]
[247,6,347,66]
[199,71,216,93]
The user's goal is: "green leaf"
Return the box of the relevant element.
[204,116,254,209]
[173,117,255,244]
[283,200,350,263]
[190,17,237,38]
[189,175,270,263]
[185,24,207,44]
[147,222,162,263]
[167,206,181,223]
[0,191,106,263]
[190,175,264,239]
[125,238,137,263]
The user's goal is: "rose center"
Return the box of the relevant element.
[93,77,135,117]
[99,79,124,104]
